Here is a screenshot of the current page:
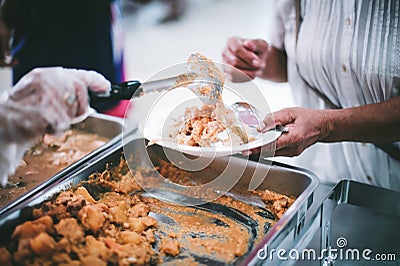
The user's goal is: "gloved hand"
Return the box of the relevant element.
[0,67,111,186]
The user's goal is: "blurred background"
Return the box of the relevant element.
[0,0,294,111]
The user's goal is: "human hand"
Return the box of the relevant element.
[222,37,268,82]
[0,18,17,67]
[0,67,111,186]
[6,67,111,138]
[252,107,334,157]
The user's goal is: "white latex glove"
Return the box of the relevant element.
[0,67,111,186]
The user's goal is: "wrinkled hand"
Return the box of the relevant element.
[222,37,268,82]
[255,107,334,157]
[0,18,16,66]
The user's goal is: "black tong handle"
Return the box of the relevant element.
[89,80,142,104]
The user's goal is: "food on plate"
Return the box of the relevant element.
[174,102,249,147]
[168,53,251,148]
[138,53,257,150]
[0,129,109,208]
[0,158,295,265]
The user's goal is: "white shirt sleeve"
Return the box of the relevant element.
[269,0,293,51]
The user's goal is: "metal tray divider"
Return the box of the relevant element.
[0,113,125,216]
[319,196,337,266]
[0,139,130,231]
[244,157,319,266]
[245,200,316,266]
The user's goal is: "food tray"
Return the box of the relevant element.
[291,180,400,266]
[0,136,319,265]
[0,112,124,216]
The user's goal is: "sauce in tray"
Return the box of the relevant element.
[0,129,109,208]
[0,157,295,265]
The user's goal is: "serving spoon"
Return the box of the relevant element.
[231,102,289,133]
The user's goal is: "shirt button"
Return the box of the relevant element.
[341,64,347,72]
[346,17,352,25]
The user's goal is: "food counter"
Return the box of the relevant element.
[0,123,318,265]
[0,114,399,265]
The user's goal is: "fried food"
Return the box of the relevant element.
[0,158,295,265]
[253,190,296,218]
[172,53,249,148]
[175,102,248,147]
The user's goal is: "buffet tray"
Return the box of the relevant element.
[290,180,400,266]
[0,112,124,216]
[0,136,319,265]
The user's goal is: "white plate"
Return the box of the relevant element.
[127,86,280,157]
[147,129,282,157]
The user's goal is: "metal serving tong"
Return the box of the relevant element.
[89,74,192,104]
[89,53,224,105]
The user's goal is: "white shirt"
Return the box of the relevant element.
[270,0,400,189]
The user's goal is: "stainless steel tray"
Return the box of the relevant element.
[289,180,400,266]
[0,137,319,265]
[0,112,124,216]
